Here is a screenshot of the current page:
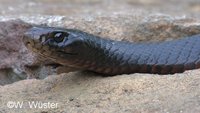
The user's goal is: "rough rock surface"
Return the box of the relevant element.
[0,71,200,113]
[0,20,31,84]
[0,0,200,113]
[0,20,58,85]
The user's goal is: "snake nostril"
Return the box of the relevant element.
[39,35,46,43]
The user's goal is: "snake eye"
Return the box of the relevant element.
[53,32,67,43]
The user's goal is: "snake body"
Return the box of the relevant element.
[23,27,200,75]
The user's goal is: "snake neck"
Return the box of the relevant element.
[72,35,138,75]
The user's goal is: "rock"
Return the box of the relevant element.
[0,20,32,85]
[0,71,200,113]
[0,20,31,69]
[0,20,61,84]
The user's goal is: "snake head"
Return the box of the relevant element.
[23,26,87,65]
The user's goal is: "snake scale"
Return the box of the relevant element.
[23,27,200,75]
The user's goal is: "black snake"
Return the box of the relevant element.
[23,27,200,75]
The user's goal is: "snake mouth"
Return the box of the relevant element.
[56,50,78,56]
[44,63,63,69]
